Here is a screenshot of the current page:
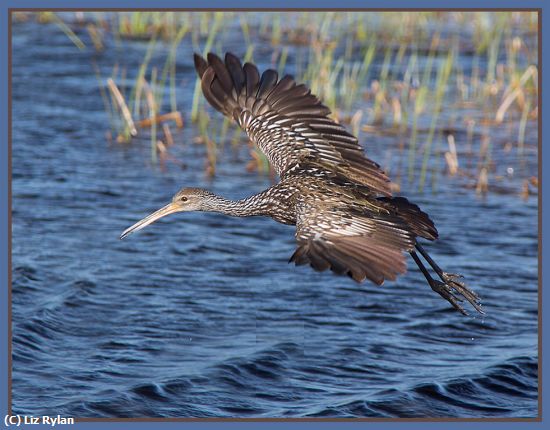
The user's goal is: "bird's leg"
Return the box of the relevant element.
[415,242,460,282]
[410,250,469,315]
[414,243,483,314]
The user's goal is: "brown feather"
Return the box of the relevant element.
[194,52,392,196]
[224,52,245,95]
[243,62,260,98]
[194,53,208,78]
[207,53,233,95]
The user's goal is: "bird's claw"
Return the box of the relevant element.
[443,272,464,280]
[429,279,468,315]
[437,273,484,315]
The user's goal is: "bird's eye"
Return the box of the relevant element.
[180,196,188,202]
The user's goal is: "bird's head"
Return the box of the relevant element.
[120,187,215,239]
[172,187,217,211]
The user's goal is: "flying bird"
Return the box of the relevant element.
[121,52,482,315]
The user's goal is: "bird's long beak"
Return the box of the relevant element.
[120,202,182,240]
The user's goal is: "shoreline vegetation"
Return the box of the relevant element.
[12,11,539,199]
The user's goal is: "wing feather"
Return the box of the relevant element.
[291,194,416,285]
[257,69,279,98]
[224,53,245,95]
[194,52,392,196]
[243,62,260,99]
[194,53,208,78]
[207,53,234,95]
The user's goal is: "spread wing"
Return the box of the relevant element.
[194,52,391,196]
[290,194,417,285]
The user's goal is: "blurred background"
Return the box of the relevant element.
[12,11,538,418]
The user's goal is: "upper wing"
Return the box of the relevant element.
[194,52,391,196]
[290,194,417,285]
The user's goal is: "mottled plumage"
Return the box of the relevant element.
[121,52,482,315]
[194,52,391,195]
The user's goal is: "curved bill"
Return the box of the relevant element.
[120,202,181,240]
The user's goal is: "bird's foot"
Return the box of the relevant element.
[437,273,484,315]
[429,279,468,315]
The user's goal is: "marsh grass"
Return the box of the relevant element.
[16,11,539,196]
[90,20,186,163]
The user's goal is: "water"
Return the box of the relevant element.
[11,17,538,418]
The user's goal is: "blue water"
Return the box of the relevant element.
[11,15,538,418]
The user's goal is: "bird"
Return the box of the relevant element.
[120,52,483,315]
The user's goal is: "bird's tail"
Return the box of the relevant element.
[378,196,438,241]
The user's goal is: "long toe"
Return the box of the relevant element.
[441,274,484,314]
[430,279,467,315]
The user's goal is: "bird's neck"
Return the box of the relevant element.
[201,193,271,217]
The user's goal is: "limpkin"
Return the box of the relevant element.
[121,52,482,315]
